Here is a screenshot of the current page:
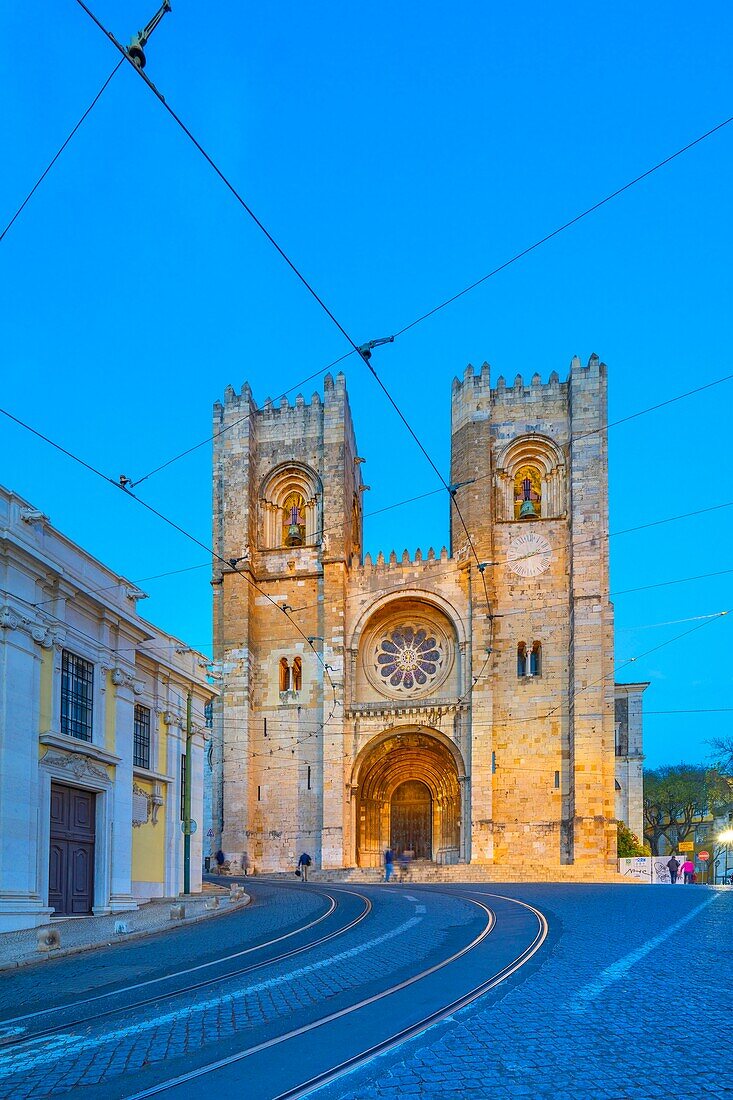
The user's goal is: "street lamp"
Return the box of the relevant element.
[716,828,733,884]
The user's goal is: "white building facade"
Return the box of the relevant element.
[0,486,215,932]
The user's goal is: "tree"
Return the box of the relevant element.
[709,736,733,774]
[617,821,649,857]
[643,764,732,855]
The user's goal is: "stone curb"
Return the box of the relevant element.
[0,892,251,972]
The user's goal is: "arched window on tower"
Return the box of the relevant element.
[517,642,527,677]
[513,465,542,521]
[495,434,565,522]
[292,657,302,692]
[518,641,541,677]
[282,492,306,547]
[260,464,321,550]
[279,657,291,692]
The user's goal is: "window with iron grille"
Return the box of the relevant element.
[61,650,94,741]
[134,704,151,769]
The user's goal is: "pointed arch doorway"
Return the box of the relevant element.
[353,729,464,866]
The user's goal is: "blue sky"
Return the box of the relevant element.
[1,2,731,769]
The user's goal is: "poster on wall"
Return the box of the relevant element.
[618,856,682,883]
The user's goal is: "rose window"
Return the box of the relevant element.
[376,626,443,691]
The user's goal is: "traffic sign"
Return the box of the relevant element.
[698,850,709,861]
[678,841,694,852]
[180,820,198,835]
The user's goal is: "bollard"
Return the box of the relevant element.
[114,920,131,935]
[169,904,186,921]
[37,927,61,952]
[204,896,220,910]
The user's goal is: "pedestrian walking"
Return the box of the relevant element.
[384,847,394,882]
[666,854,680,885]
[215,849,225,869]
[297,852,312,882]
[681,858,695,884]
[398,849,412,882]
[242,851,250,877]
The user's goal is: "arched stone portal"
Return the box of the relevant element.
[354,730,463,867]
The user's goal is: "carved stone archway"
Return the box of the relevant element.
[353,729,463,867]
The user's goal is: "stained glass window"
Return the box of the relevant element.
[376,626,442,690]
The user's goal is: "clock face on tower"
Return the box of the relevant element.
[506,531,552,577]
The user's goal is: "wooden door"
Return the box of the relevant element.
[48,782,95,915]
[390,780,432,859]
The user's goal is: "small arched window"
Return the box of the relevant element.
[292,657,302,692]
[279,657,291,692]
[517,642,527,677]
[518,641,541,677]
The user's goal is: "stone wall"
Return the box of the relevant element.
[213,355,632,879]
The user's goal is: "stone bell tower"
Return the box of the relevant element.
[211,373,362,871]
[448,355,617,872]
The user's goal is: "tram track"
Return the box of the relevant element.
[119,889,547,1100]
[0,882,371,1048]
[274,892,548,1100]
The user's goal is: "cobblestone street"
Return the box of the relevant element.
[314,883,733,1100]
[0,881,729,1099]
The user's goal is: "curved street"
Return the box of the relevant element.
[0,879,729,1099]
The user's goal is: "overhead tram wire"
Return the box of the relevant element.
[69,3,731,503]
[392,117,733,340]
[132,351,354,488]
[225,497,733,622]
[0,406,339,761]
[137,353,732,528]
[0,59,124,243]
[71,0,494,641]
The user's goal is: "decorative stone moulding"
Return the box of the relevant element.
[362,611,455,701]
[41,749,109,783]
[109,667,145,694]
[132,781,163,827]
[0,604,56,647]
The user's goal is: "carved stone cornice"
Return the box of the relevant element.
[39,732,121,767]
[344,698,470,722]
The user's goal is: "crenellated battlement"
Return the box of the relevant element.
[491,367,565,404]
[357,545,452,575]
[215,371,347,420]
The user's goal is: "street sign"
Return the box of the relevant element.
[180,820,198,835]
[678,841,694,852]
[698,850,709,861]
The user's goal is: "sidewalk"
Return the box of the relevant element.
[0,884,249,970]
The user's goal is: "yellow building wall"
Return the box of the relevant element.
[39,648,52,733]
[132,778,166,886]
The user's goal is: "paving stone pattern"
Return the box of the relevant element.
[0,881,317,1012]
[314,884,733,1100]
[0,888,480,1099]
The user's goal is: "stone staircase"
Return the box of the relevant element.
[304,861,626,885]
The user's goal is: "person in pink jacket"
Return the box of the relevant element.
[681,859,695,884]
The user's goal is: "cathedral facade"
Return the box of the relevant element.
[211,354,638,879]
